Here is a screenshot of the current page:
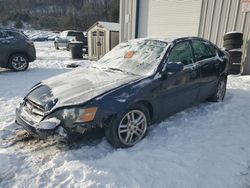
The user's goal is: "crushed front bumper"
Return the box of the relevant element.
[15,106,62,139]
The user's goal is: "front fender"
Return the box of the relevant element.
[89,77,158,126]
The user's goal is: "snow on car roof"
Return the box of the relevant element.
[128,36,203,44]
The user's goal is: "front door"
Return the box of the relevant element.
[156,41,200,120]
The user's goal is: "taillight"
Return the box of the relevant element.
[27,40,34,47]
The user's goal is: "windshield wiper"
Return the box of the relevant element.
[108,67,125,73]
[108,67,138,76]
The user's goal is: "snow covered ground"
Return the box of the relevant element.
[0,42,250,188]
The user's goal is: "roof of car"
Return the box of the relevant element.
[0,28,20,32]
[132,36,207,44]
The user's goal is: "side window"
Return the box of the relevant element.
[67,32,75,36]
[205,42,217,57]
[192,40,213,61]
[167,41,193,65]
[208,43,225,58]
[7,31,24,40]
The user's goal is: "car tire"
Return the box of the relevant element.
[230,56,242,64]
[229,50,242,58]
[104,103,150,148]
[54,42,59,50]
[228,64,241,75]
[223,32,243,41]
[224,44,242,51]
[223,39,243,49]
[208,77,227,102]
[8,54,29,71]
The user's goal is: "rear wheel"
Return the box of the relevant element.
[9,54,29,71]
[105,103,150,148]
[208,77,227,102]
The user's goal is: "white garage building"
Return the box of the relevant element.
[119,0,250,73]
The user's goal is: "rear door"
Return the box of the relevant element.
[191,39,220,101]
[0,31,12,67]
[156,40,200,119]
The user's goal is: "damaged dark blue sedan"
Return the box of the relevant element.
[16,37,229,148]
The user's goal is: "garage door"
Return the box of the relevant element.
[137,0,202,38]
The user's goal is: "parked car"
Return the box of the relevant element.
[0,29,36,71]
[16,37,229,148]
[54,30,87,50]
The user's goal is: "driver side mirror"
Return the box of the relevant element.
[161,62,184,76]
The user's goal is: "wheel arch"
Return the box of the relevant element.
[131,100,154,121]
[8,52,29,71]
[8,51,29,63]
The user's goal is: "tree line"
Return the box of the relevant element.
[0,0,119,31]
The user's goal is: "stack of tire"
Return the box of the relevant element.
[223,32,243,74]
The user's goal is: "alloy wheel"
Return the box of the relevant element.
[118,110,147,146]
[11,56,28,71]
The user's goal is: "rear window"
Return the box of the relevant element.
[68,32,83,37]
[68,32,84,41]
[7,31,28,40]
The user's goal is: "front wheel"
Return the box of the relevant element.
[9,54,29,71]
[105,104,150,148]
[208,77,227,102]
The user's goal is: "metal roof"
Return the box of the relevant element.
[87,21,120,32]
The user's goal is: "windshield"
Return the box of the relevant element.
[96,39,168,76]
[67,32,84,41]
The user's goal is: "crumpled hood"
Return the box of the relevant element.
[27,67,141,110]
